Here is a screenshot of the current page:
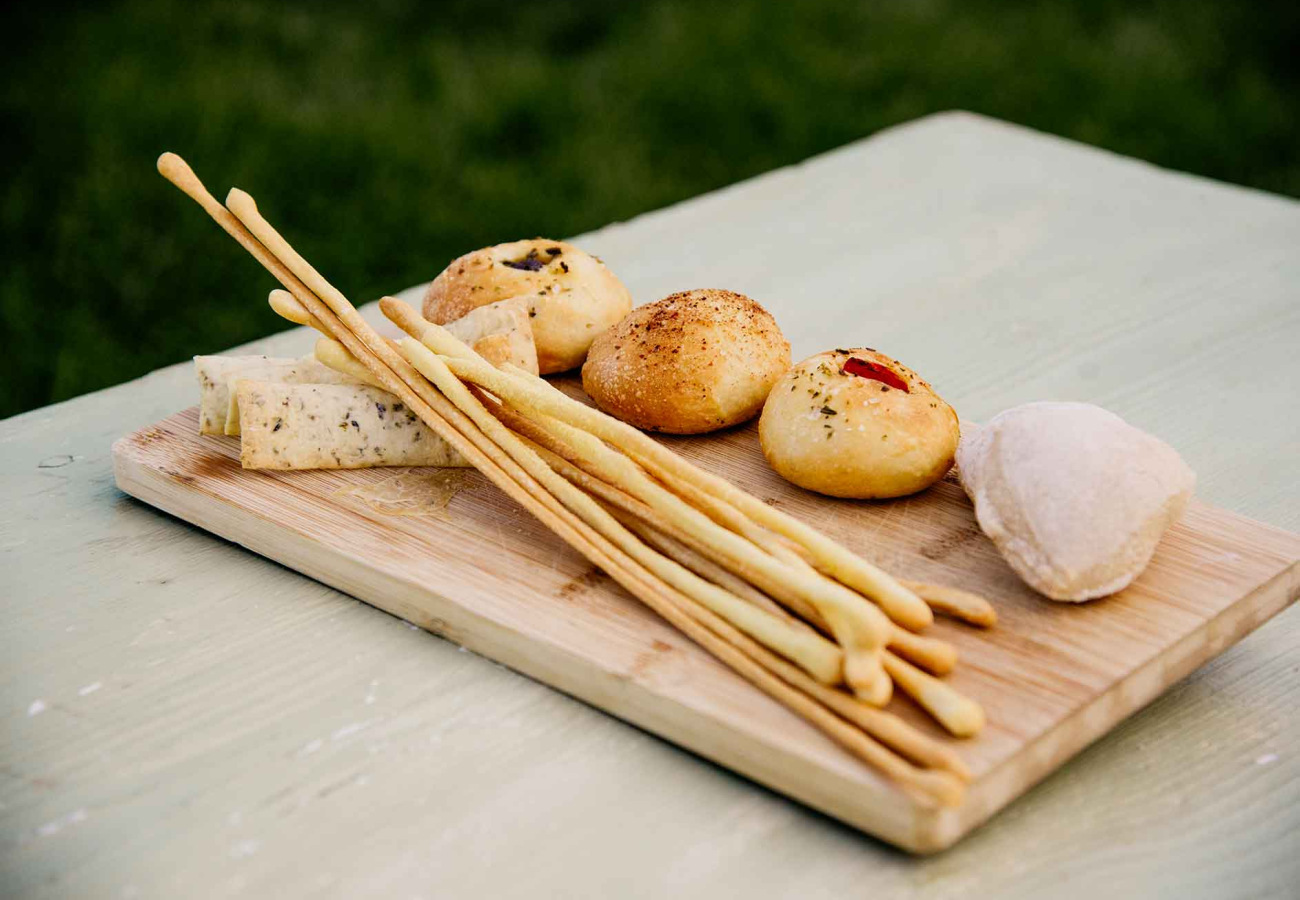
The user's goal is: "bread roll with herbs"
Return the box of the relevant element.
[423,238,631,374]
[759,348,958,499]
[581,289,791,434]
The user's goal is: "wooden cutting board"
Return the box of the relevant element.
[112,392,1300,853]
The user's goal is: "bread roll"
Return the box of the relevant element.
[759,348,958,499]
[423,238,631,374]
[581,289,791,434]
[957,401,1195,601]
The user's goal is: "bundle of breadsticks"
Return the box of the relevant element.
[158,152,996,808]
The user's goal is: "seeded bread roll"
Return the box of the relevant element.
[759,348,959,499]
[423,238,631,374]
[581,289,790,434]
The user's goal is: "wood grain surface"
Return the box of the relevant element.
[5,112,1300,898]
[112,393,1300,851]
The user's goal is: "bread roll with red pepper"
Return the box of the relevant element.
[759,348,959,499]
[423,238,632,374]
[582,289,790,434]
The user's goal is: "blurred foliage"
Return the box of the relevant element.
[2,0,1297,417]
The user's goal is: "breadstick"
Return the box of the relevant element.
[492,397,897,702]
[507,399,890,703]
[385,303,928,630]
[766,537,960,677]
[901,581,998,627]
[313,337,386,389]
[161,154,968,805]
[654,558,971,783]
[395,337,845,685]
[648,462,934,631]
[383,296,893,704]
[268,288,322,330]
[611,507,807,628]
[667,592,966,805]
[882,651,985,738]
[600,475,954,674]
[886,626,958,676]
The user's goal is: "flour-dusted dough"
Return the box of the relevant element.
[236,381,467,470]
[957,402,1195,602]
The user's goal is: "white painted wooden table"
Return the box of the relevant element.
[3,112,1298,898]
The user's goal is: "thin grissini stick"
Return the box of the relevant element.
[161,157,576,541]
[648,463,934,632]
[624,512,956,707]
[380,296,914,648]
[313,337,386,390]
[205,178,641,568]
[651,553,971,786]
[506,426,813,636]
[494,377,992,633]
[594,477,952,673]
[395,337,845,685]
[268,288,323,331]
[424,323,929,629]
[492,404,905,703]
[225,188,426,403]
[882,651,985,738]
[628,440,932,628]
[505,369,989,633]
[502,398,892,704]
[767,538,960,677]
[160,158,956,802]
[615,510,804,627]
[901,582,998,628]
[747,536,956,675]
[886,626,958,677]
[504,396,957,684]
[651,475,993,633]
[493,394,797,613]
[157,158,731,654]
[158,155,430,427]
[380,297,893,702]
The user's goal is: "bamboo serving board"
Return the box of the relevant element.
[112,390,1300,853]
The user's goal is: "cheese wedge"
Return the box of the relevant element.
[236,380,467,470]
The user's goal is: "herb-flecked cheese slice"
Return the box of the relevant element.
[236,380,468,470]
[222,358,356,436]
[194,355,353,436]
[194,355,269,434]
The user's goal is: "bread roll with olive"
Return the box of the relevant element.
[759,349,958,499]
[582,289,790,434]
[423,238,631,374]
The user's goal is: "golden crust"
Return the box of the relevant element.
[581,289,790,435]
[423,238,631,374]
[758,348,959,499]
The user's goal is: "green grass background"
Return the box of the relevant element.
[2,0,1297,418]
